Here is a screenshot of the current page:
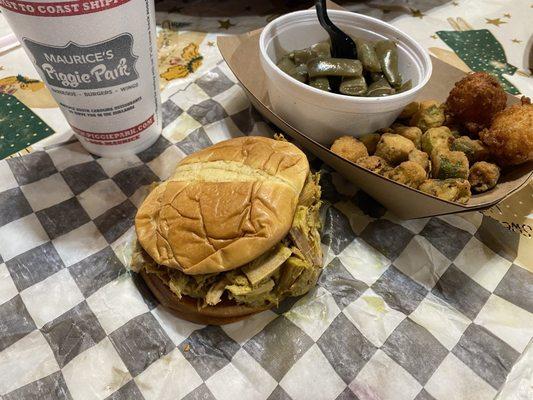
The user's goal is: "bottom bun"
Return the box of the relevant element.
[141,270,274,325]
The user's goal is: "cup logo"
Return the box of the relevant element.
[23,34,138,90]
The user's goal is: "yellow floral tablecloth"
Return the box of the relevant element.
[1,1,531,149]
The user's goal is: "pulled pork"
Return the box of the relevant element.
[133,172,323,308]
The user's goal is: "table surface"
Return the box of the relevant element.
[0,2,531,400]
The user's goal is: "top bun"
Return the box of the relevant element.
[135,136,309,275]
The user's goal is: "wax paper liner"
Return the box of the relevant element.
[0,62,531,400]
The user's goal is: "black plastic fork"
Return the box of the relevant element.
[315,0,357,58]
[315,0,357,92]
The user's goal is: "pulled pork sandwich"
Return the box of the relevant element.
[132,136,323,325]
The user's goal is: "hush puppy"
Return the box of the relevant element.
[468,161,500,193]
[445,72,506,135]
[331,136,369,163]
[479,98,533,166]
[375,133,416,165]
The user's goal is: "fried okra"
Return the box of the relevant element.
[431,149,469,180]
[451,136,490,163]
[408,149,430,173]
[420,100,440,109]
[375,133,416,165]
[359,133,381,154]
[448,126,462,138]
[384,161,427,188]
[376,127,394,135]
[421,126,453,155]
[410,100,446,131]
[419,179,471,204]
[356,155,391,174]
[398,101,420,120]
[331,136,368,162]
[393,125,422,149]
[468,161,500,193]
[330,136,368,163]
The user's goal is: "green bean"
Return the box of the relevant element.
[292,41,330,64]
[307,58,363,78]
[293,64,308,82]
[356,40,381,73]
[276,56,307,82]
[340,76,367,96]
[311,41,331,58]
[279,39,403,97]
[375,40,401,87]
[309,77,331,91]
[369,72,385,82]
[293,48,317,64]
[277,55,295,73]
[398,79,412,93]
[366,78,395,97]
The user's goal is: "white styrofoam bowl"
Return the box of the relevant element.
[259,10,432,145]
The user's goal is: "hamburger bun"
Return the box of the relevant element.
[135,136,310,275]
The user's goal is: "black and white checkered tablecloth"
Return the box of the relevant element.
[0,62,531,400]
